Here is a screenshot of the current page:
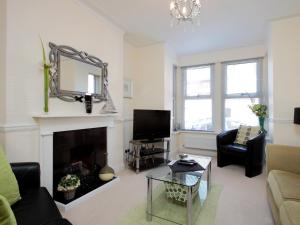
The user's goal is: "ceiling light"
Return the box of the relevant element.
[170,0,203,25]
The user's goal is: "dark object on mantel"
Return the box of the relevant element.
[85,94,92,113]
[10,162,72,225]
[169,160,204,173]
[294,107,300,124]
[216,129,266,178]
[75,95,84,102]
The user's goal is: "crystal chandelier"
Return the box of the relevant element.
[170,0,203,24]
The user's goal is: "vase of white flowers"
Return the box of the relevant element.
[249,104,268,132]
[57,174,80,200]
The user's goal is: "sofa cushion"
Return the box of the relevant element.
[0,194,17,225]
[234,125,260,145]
[11,187,62,225]
[267,170,300,208]
[0,147,21,205]
[280,201,300,225]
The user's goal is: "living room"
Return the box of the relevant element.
[0,1,300,225]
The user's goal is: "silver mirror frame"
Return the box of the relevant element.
[49,42,108,103]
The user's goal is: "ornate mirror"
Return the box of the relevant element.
[49,42,108,102]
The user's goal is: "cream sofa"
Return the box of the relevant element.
[266,144,300,225]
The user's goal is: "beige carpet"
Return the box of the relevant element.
[116,183,222,225]
[61,158,274,225]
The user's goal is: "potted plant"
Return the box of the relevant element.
[249,103,268,132]
[57,174,80,200]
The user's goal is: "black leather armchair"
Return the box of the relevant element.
[10,163,72,225]
[216,129,266,178]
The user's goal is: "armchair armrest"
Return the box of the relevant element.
[10,162,40,194]
[247,132,266,148]
[246,131,266,158]
[266,144,300,175]
[217,129,238,148]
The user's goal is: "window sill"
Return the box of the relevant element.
[172,130,218,135]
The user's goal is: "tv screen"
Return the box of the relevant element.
[133,109,171,141]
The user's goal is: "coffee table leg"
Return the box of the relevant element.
[207,161,211,192]
[147,178,152,221]
[187,186,193,225]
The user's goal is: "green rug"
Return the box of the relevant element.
[116,183,222,225]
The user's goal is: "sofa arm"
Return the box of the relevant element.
[217,129,238,148]
[266,144,300,175]
[10,162,40,194]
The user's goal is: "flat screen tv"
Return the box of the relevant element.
[133,109,171,141]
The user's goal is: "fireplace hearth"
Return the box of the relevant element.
[53,127,114,204]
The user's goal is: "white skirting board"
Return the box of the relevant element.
[56,177,120,212]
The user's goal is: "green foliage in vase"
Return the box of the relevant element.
[40,37,50,113]
[249,104,267,118]
[57,174,81,192]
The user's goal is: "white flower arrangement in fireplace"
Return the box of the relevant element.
[57,174,81,192]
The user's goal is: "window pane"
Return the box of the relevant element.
[186,67,211,96]
[225,98,259,130]
[226,62,257,95]
[184,99,212,131]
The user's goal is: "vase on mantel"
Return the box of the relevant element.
[258,117,266,133]
[43,65,49,113]
[40,38,50,113]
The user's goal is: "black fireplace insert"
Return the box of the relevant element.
[53,127,113,204]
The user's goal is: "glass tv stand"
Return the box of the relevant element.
[125,139,170,173]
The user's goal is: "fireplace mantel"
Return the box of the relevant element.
[33,113,118,135]
[33,113,118,119]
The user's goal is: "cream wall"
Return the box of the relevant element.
[123,42,137,120]
[268,16,300,146]
[176,45,267,154]
[123,41,137,149]
[133,43,166,110]
[0,0,6,127]
[123,41,177,153]
[164,46,177,112]
[1,0,125,170]
[179,45,267,67]
[0,0,7,149]
[164,47,178,154]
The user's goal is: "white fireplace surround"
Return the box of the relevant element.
[33,113,116,196]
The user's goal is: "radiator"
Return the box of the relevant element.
[183,135,217,150]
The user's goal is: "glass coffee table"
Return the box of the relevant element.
[146,155,212,225]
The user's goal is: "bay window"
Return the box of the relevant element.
[174,58,265,133]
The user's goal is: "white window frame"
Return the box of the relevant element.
[172,65,178,131]
[181,64,215,132]
[222,58,263,130]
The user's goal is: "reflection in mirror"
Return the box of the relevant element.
[60,55,102,95]
[88,74,101,94]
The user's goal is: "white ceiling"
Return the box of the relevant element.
[81,0,300,56]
